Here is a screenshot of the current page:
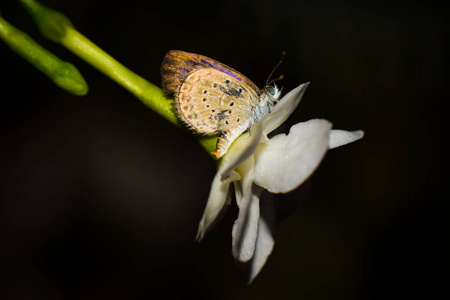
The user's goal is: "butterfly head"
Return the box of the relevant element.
[261,51,285,105]
[264,83,282,102]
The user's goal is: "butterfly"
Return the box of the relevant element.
[161,50,282,159]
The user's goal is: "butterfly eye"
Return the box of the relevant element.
[265,86,275,96]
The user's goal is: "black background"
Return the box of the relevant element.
[0,0,447,299]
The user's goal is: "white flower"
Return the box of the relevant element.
[195,82,364,283]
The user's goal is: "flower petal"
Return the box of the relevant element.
[236,194,276,284]
[254,119,332,193]
[262,82,310,136]
[232,190,260,262]
[234,181,243,208]
[195,168,240,242]
[220,119,264,179]
[328,129,364,149]
[232,158,260,262]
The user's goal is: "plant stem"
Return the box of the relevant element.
[0,14,88,95]
[17,0,219,157]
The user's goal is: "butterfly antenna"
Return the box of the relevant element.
[266,51,286,86]
[268,74,285,87]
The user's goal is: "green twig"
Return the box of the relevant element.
[0,13,88,95]
[18,0,218,156]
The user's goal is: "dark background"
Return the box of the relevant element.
[0,0,447,299]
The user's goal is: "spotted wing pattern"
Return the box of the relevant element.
[160,50,263,158]
[175,68,259,134]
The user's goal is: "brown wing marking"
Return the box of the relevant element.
[161,50,261,96]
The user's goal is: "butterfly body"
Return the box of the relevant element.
[161,50,281,158]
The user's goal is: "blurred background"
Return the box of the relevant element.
[0,0,447,299]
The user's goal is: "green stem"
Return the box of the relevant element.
[62,26,180,126]
[18,0,218,157]
[59,26,218,154]
[0,14,88,95]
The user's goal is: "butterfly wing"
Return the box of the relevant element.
[176,68,261,158]
[161,50,261,96]
[175,68,259,133]
[161,50,263,158]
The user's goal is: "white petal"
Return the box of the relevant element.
[232,191,260,262]
[220,120,263,180]
[195,168,240,242]
[232,158,260,262]
[236,195,276,284]
[234,155,255,209]
[262,82,310,136]
[328,129,364,149]
[234,181,243,208]
[254,119,332,193]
